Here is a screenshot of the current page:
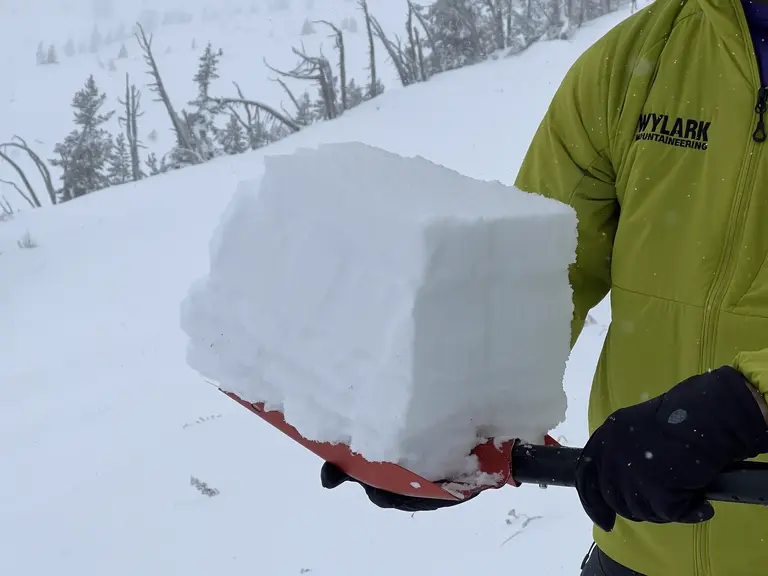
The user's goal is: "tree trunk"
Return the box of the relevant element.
[135,24,197,161]
[505,0,513,47]
[482,0,505,51]
[338,32,347,111]
[120,74,143,182]
[409,1,442,73]
[369,13,413,86]
[317,21,347,112]
[359,0,381,97]
[414,27,427,81]
[129,85,142,181]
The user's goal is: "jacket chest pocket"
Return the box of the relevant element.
[612,108,744,307]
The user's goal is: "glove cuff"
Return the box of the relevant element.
[658,366,768,461]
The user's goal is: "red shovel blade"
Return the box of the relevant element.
[224,391,517,501]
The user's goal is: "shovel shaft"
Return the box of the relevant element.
[511,443,768,506]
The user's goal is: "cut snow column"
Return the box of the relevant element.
[181,142,577,481]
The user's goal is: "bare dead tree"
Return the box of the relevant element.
[505,0,513,41]
[502,1,548,53]
[414,26,427,81]
[446,1,485,62]
[220,82,271,149]
[408,1,442,74]
[403,5,430,82]
[315,20,347,111]
[271,78,316,129]
[309,46,338,118]
[405,7,420,81]
[550,0,570,38]
[118,74,145,181]
[0,178,34,209]
[135,24,198,162]
[481,0,506,49]
[368,13,416,87]
[265,45,338,121]
[274,77,303,116]
[527,0,567,38]
[208,83,301,133]
[358,0,382,97]
[0,150,42,208]
[2,137,56,205]
[0,195,13,216]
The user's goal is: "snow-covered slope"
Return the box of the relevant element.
[1,6,626,575]
[0,0,406,205]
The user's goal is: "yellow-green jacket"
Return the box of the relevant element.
[515,0,768,573]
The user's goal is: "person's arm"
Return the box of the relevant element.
[514,42,619,348]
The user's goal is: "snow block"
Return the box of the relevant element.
[181,142,577,481]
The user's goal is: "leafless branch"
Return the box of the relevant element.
[4,137,56,205]
[265,45,338,120]
[0,178,35,208]
[208,95,300,132]
[0,150,41,207]
[368,13,414,86]
[274,77,302,113]
[0,195,13,215]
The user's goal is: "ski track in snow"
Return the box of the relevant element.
[1,2,626,574]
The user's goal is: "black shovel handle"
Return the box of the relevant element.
[511,443,768,506]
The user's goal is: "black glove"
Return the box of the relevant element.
[575,366,768,532]
[320,462,474,512]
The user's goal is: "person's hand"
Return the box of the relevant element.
[320,462,475,512]
[575,366,768,532]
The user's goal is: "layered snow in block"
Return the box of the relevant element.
[181,142,577,481]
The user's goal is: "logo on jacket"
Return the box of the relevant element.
[635,113,710,150]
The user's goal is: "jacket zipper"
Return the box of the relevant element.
[694,84,767,576]
[699,85,766,391]
[754,87,768,142]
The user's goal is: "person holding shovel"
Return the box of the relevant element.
[323,0,768,573]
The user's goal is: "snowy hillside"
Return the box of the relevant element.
[0,0,406,207]
[1,4,629,575]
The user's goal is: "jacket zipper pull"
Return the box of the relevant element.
[754,86,768,142]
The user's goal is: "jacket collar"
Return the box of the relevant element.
[693,0,761,86]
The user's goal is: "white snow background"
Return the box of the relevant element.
[1,1,627,574]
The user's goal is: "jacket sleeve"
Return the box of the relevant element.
[733,351,768,399]
[514,43,620,349]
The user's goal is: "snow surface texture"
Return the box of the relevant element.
[181,141,577,481]
[1,4,635,574]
